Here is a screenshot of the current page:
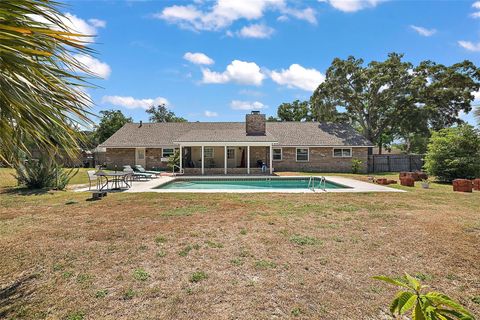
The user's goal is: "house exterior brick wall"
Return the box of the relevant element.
[105,148,135,169]
[272,147,368,173]
[146,148,168,170]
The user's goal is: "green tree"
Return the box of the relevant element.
[0,0,94,165]
[277,100,311,121]
[266,116,279,122]
[310,53,480,153]
[424,125,480,182]
[146,104,187,123]
[94,110,132,144]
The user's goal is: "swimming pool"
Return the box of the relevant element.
[155,177,350,191]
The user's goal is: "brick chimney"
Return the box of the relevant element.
[246,111,266,136]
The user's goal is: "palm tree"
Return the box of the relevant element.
[0,0,95,165]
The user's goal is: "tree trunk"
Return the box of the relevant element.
[378,142,383,155]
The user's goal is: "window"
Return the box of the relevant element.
[333,148,352,158]
[136,148,145,160]
[227,148,235,159]
[272,148,282,161]
[204,147,214,158]
[296,148,309,162]
[162,148,174,158]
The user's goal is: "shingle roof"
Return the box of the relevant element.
[99,122,373,148]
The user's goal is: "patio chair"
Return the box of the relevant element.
[134,165,159,177]
[123,166,153,180]
[87,170,101,190]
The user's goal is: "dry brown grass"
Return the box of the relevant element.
[0,174,479,319]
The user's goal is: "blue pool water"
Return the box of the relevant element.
[155,178,349,190]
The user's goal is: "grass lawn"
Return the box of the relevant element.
[0,170,479,319]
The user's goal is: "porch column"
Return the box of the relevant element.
[224,146,227,175]
[247,146,250,174]
[201,145,205,175]
[269,145,273,175]
[179,145,183,171]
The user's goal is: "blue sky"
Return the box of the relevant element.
[66,0,480,124]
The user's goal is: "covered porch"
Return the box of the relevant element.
[178,143,275,175]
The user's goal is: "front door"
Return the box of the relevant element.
[227,148,236,168]
[135,148,146,167]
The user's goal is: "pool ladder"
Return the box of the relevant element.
[308,176,326,192]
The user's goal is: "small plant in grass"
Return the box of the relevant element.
[123,288,136,300]
[62,271,74,279]
[190,271,208,283]
[76,273,92,284]
[154,235,167,245]
[255,259,277,269]
[133,268,150,281]
[351,158,363,174]
[373,273,474,320]
[205,240,224,248]
[231,258,244,266]
[471,296,480,305]
[290,234,319,246]
[95,289,108,298]
[291,307,302,317]
[66,311,85,320]
[240,228,247,235]
[156,249,167,258]
[178,245,192,257]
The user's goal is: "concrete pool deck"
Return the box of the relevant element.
[75,176,404,193]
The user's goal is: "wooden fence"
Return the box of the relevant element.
[368,154,424,173]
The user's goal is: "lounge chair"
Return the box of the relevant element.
[87,170,101,190]
[123,166,153,180]
[134,165,159,177]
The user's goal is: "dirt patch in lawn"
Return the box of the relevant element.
[0,179,479,319]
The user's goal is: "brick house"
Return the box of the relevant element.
[99,111,373,174]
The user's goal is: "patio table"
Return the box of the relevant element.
[95,172,131,191]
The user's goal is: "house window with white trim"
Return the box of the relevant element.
[162,148,175,158]
[204,147,214,158]
[296,148,309,162]
[333,148,352,158]
[272,148,282,161]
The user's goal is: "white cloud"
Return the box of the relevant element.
[473,90,480,102]
[230,100,266,110]
[279,7,317,24]
[202,60,265,85]
[183,52,214,65]
[471,11,480,18]
[74,54,111,79]
[458,40,480,52]
[156,0,315,31]
[88,18,107,28]
[410,25,436,37]
[473,1,480,9]
[30,12,105,39]
[237,24,274,38]
[323,0,383,12]
[102,96,169,109]
[270,64,325,91]
[204,110,219,117]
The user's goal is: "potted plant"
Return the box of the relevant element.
[421,178,430,189]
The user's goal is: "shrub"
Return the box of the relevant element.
[14,155,77,190]
[189,271,208,283]
[374,273,474,320]
[167,150,180,172]
[424,125,480,182]
[351,158,363,174]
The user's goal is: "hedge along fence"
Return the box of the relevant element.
[368,155,424,173]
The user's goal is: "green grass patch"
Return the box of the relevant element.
[290,234,321,246]
[133,268,150,281]
[190,271,208,283]
[255,259,277,269]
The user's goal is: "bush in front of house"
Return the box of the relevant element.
[424,125,480,182]
[14,155,77,190]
